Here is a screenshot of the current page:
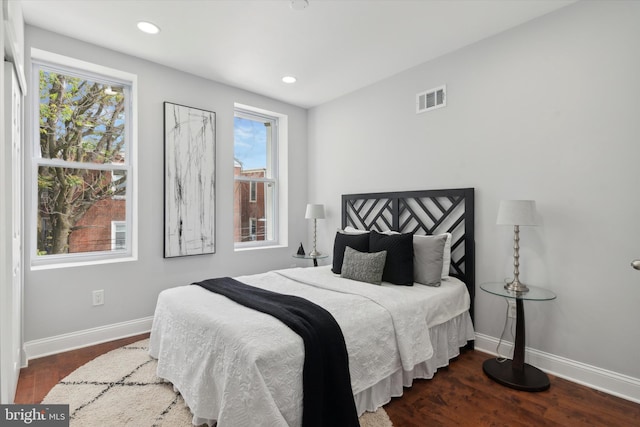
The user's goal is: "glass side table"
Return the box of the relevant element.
[480,282,556,392]
[292,254,328,267]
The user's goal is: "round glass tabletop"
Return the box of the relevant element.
[292,254,329,260]
[480,282,556,301]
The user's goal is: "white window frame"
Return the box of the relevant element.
[30,49,138,269]
[234,103,288,250]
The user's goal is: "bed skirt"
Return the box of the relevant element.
[354,311,475,415]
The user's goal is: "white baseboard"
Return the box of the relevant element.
[474,333,640,405]
[24,316,154,362]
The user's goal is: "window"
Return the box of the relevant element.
[31,49,137,267]
[111,221,126,250]
[250,181,257,203]
[233,105,282,247]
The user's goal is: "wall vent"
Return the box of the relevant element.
[416,85,446,114]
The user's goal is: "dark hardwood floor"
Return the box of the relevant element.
[385,350,640,426]
[14,333,150,404]
[14,337,640,426]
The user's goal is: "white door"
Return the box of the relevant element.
[0,61,23,404]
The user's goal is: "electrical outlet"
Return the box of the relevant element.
[507,300,516,318]
[92,290,104,306]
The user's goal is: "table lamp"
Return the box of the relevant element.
[497,200,538,293]
[305,204,325,257]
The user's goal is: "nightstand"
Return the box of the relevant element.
[292,254,328,267]
[480,282,556,392]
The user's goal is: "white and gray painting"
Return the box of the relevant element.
[164,102,216,257]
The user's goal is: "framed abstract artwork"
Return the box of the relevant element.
[164,102,216,257]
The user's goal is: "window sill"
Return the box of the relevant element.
[234,244,288,252]
[30,255,137,271]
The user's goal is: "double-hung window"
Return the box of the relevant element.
[233,106,280,247]
[111,221,126,250]
[31,50,137,267]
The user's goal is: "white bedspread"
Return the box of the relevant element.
[149,266,471,427]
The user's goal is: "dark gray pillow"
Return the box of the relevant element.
[413,234,447,286]
[341,247,387,285]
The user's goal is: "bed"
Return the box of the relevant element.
[149,188,475,427]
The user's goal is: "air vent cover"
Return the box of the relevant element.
[416,85,446,114]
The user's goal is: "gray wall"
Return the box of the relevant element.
[23,26,308,342]
[308,0,640,379]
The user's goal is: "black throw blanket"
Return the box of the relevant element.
[194,277,359,427]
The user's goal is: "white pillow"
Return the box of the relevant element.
[343,226,369,234]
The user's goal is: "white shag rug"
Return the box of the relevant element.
[42,339,393,427]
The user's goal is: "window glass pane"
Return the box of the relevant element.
[234,116,269,174]
[39,69,126,164]
[234,180,272,243]
[37,166,127,255]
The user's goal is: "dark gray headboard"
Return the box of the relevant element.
[341,188,475,322]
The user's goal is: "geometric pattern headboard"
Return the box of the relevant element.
[342,188,475,321]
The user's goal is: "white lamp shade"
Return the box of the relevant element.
[496,200,538,226]
[305,204,325,219]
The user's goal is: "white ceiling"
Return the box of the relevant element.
[20,0,576,108]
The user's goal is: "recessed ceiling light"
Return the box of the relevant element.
[282,76,297,84]
[137,21,160,35]
[290,0,309,11]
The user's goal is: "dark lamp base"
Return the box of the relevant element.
[483,358,550,392]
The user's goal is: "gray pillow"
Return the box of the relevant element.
[413,234,447,286]
[341,246,387,285]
